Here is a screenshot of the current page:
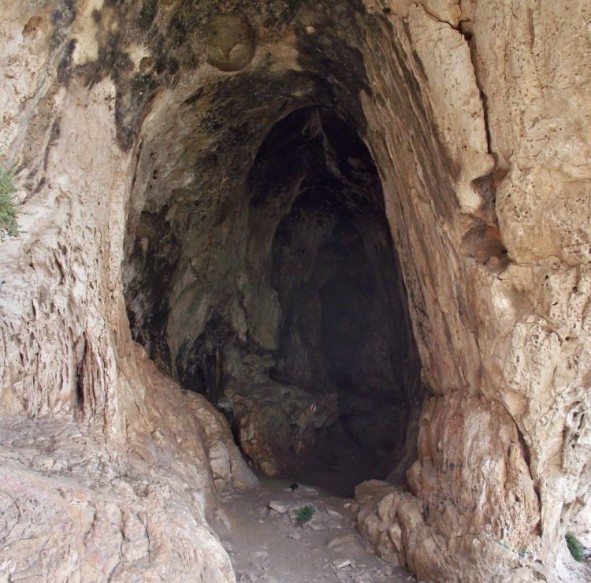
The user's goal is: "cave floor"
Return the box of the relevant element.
[213,476,415,583]
[291,422,386,498]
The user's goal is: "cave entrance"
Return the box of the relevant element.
[245,107,422,494]
[123,104,423,497]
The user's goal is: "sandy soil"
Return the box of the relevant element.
[213,476,416,583]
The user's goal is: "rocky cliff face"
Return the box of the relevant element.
[1,1,589,581]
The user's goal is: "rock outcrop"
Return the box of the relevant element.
[1,1,589,582]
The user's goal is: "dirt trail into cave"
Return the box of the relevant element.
[213,476,415,583]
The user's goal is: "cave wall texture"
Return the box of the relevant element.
[0,1,590,582]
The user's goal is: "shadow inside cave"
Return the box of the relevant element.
[123,104,424,495]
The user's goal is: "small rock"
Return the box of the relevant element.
[207,13,255,73]
[327,533,355,550]
[214,508,232,531]
[333,558,353,569]
[288,531,302,540]
[327,508,343,520]
[268,500,289,514]
[298,484,319,495]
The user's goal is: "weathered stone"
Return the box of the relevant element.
[0,417,238,582]
[229,383,338,476]
[207,13,256,72]
[1,1,590,582]
[268,500,289,514]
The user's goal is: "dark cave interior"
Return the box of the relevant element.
[123,100,424,495]
[253,108,423,490]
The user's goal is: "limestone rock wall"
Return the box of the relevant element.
[356,1,591,581]
[475,1,591,573]
[0,2,255,581]
[0,1,590,582]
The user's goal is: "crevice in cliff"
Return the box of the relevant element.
[459,23,493,157]
[74,338,86,415]
[3,1,590,581]
[456,31,511,268]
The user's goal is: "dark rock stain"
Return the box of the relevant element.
[57,38,77,85]
[50,0,76,51]
[138,0,158,31]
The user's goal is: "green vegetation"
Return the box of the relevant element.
[566,532,585,562]
[0,167,17,237]
[294,504,315,525]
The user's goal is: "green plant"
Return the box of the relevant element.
[294,504,315,525]
[0,168,17,237]
[566,532,585,562]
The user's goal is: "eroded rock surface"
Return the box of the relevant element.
[1,0,590,582]
[207,12,256,72]
[0,352,257,581]
[0,418,235,582]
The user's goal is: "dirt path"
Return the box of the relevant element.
[213,477,416,583]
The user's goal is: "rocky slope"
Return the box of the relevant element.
[0,1,590,581]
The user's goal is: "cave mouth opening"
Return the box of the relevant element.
[123,103,423,497]
[250,106,423,494]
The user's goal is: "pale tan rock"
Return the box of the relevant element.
[408,3,494,213]
[473,1,591,265]
[1,1,590,583]
[420,0,462,26]
[0,418,237,582]
[268,500,289,513]
[357,0,591,578]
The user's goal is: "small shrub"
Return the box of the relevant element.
[0,168,17,237]
[294,504,315,525]
[566,532,584,562]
